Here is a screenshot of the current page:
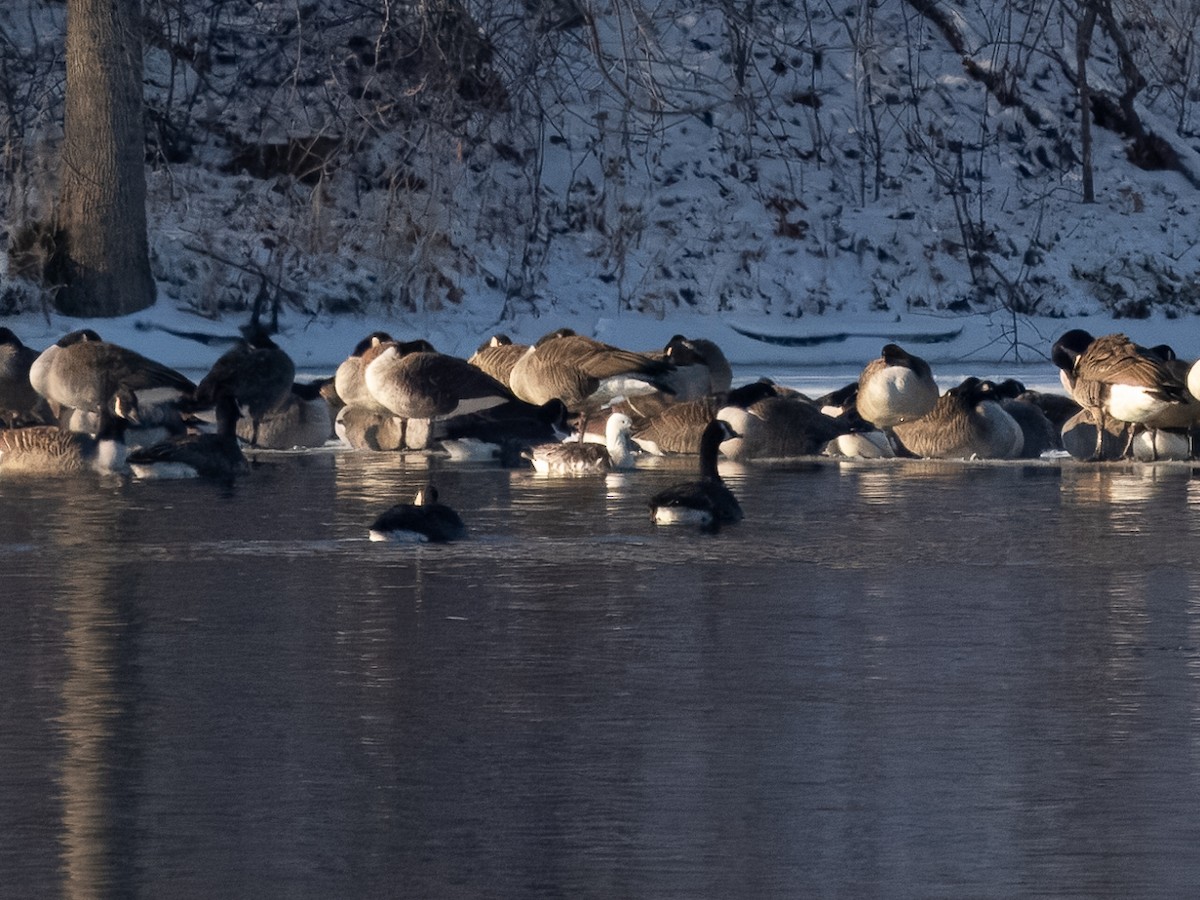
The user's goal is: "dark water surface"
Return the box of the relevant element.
[4,448,1200,898]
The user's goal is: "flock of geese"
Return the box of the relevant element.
[2,322,1199,539]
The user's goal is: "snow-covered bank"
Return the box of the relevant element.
[5,304,1197,379]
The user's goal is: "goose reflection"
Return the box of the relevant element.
[54,496,143,900]
[1060,466,1187,509]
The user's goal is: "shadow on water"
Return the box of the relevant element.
[4,452,1200,897]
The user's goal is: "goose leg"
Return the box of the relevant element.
[1089,408,1106,462]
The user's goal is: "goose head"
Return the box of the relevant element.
[1051,329,1095,372]
[352,332,394,356]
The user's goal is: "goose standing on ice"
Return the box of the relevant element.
[660,334,733,399]
[30,329,195,418]
[365,341,513,420]
[648,419,743,532]
[368,484,467,543]
[237,379,333,449]
[364,340,514,448]
[334,332,394,411]
[816,383,895,459]
[1052,329,1189,460]
[981,379,1060,458]
[0,327,53,426]
[195,322,295,447]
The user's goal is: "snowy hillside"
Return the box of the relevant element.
[2,0,1200,364]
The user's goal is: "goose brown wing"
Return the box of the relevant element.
[467,343,527,385]
[1079,335,1171,387]
[63,342,195,398]
[633,399,718,454]
[573,346,673,379]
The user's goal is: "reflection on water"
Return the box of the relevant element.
[4,453,1200,897]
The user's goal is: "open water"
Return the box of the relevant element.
[4,366,1200,897]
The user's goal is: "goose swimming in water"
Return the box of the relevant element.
[522,411,636,475]
[0,388,138,476]
[128,392,249,480]
[648,419,743,532]
[368,485,467,543]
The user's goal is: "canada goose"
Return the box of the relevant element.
[0,388,137,476]
[335,405,405,451]
[0,327,53,426]
[1059,409,1130,462]
[434,398,569,466]
[1011,386,1082,432]
[980,379,1060,458]
[648,419,743,532]
[816,383,894,459]
[1129,347,1200,456]
[128,392,248,480]
[368,484,467,543]
[507,329,675,409]
[892,377,1023,459]
[856,343,939,431]
[30,329,194,418]
[467,334,529,388]
[27,328,101,410]
[195,322,296,447]
[1052,330,1190,460]
[364,341,513,420]
[236,379,333,449]
[1130,427,1192,461]
[661,334,733,398]
[522,411,636,474]
[334,332,393,411]
[717,395,857,460]
[61,386,190,448]
[631,380,779,455]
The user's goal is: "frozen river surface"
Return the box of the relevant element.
[4,365,1200,898]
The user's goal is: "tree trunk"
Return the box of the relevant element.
[1076,3,1097,204]
[55,0,155,317]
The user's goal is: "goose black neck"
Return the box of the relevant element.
[698,422,724,480]
[95,407,128,442]
[214,394,241,437]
